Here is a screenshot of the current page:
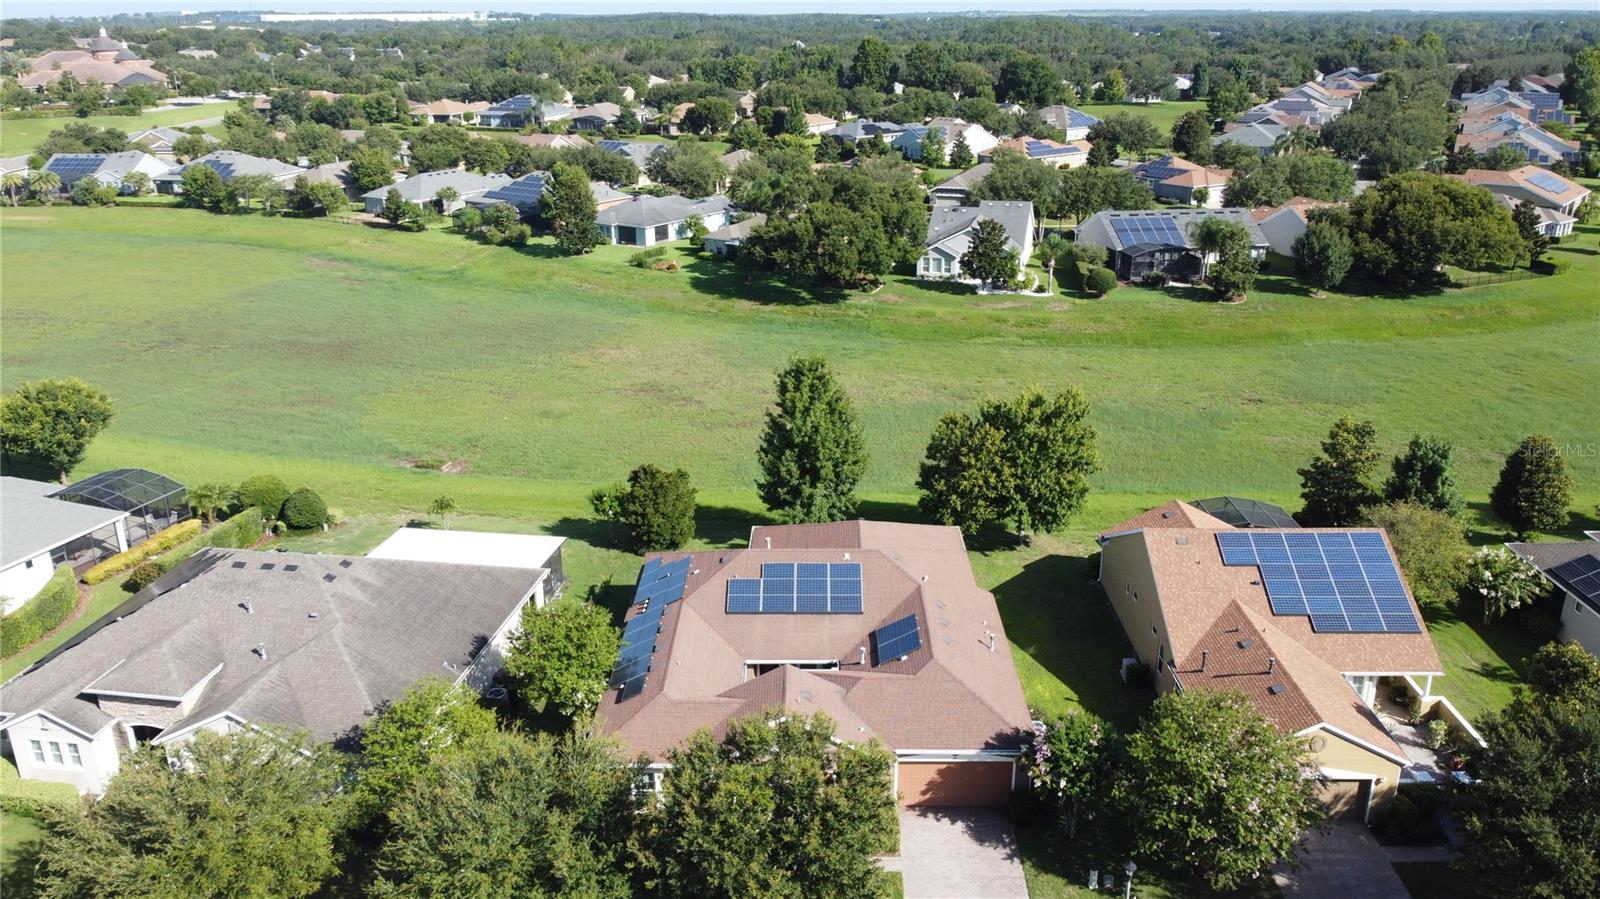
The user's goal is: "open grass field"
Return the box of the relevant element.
[1075,99,1207,147]
[0,103,229,156]
[3,202,1593,897]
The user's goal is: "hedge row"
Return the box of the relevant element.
[82,519,202,585]
[0,565,79,659]
[123,508,265,594]
[0,757,81,819]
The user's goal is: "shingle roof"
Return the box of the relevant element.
[1,477,127,570]
[1099,499,1232,538]
[362,169,511,202]
[1078,207,1270,253]
[0,548,543,742]
[159,151,304,183]
[594,193,730,228]
[932,162,994,193]
[1035,105,1101,132]
[1455,165,1589,208]
[43,151,168,185]
[595,521,1032,759]
[704,212,767,241]
[924,201,1033,258]
[1507,540,1600,612]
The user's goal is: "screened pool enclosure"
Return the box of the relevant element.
[53,468,189,545]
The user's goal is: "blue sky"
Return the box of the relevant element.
[6,0,1600,18]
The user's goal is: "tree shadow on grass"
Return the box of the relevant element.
[1,822,47,898]
[991,553,1150,731]
[680,255,853,305]
[510,240,568,260]
[905,278,979,298]
[694,503,776,547]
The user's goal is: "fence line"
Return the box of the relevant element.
[1450,268,1547,289]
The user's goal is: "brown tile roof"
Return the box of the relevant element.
[1100,500,1231,538]
[1161,166,1231,188]
[595,521,1032,759]
[412,99,491,117]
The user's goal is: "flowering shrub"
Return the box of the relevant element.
[1017,709,1113,837]
[1463,547,1545,624]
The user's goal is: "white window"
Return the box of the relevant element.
[67,744,83,767]
[49,742,64,765]
[30,740,45,764]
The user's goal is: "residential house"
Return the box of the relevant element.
[479,95,546,129]
[662,102,697,135]
[735,90,757,118]
[1132,155,1231,207]
[1455,113,1580,167]
[920,118,1000,163]
[0,544,550,793]
[1213,121,1287,156]
[1034,105,1102,141]
[0,477,129,612]
[367,526,565,599]
[129,127,221,162]
[822,120,908,148]
[1075,208,1269,282]
[489,132,587,152]
[1250,196,1338,255]
[1461,86,1572,125]
[361,169,513,214]
[1507,537,1600,658]
[1448,166,1589,238]
[379,47,403,59]
[703,212,767,258]
[569,102,623,131]
[0,155,31,178]
[298,160,363,200]
[595,521,1032,807]
[981,136,1091,169]
[154,151,305,195]
[597,140,667,185]
[17,28,167,91]
[1098,500,1454,821]
[594,193,734,246]
[464,170,628,218]
[918,201,1035,283]
[409,99,490,126]
[803,112,838,136]
[886,124,929,159]
[42,152,171,192]
[177,47,217,59]
[928,162,994,206]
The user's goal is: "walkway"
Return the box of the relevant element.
[879,808,1029,899]
[1374,693,1447,778]
[1274,821,1456,899]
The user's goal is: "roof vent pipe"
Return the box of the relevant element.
[1267,657,1277,675]
[254,642,267,660]
[242,599,253,614]
[843,552,851,561]
[1200,649,1208,672]
[858,646,866,666]
[986,631,995,652]
[764,537,772,549]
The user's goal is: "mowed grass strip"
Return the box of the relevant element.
[0,103,231,156]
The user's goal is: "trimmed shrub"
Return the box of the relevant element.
[629,247,669,268]
[0,758,81,819]
[1084,266,1117,297]
[122,560,165,593]
[1139,270,1170,288]
[280,488,329,530]
[199,507,265,550]
[1379,783,1444,843]
[1,565,78,658]
[82,519,202,584]
[237,475,289,521]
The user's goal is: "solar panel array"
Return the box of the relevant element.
[1065,109,1099,128]
[1551,554,1600,605]
[633,555,691,607]
[1136,160,1190,182]
[871,614,922,666]
[483,172,549,209]
[1025,140,1068,158]
[46,155,105,185]
[610,555,693,702]
[1110,214,1186,248]
[206,160,237,180]
[1216,531,1421,633]
[1526,170,1570,194]
[726,562,864,614]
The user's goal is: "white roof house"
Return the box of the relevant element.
[368,527,565,577]
[1,477,129,613]
[360,170,513,214]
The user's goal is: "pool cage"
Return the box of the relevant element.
[52,468,189,546]
[1191,496,1301,530]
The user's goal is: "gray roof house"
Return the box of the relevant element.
[129,127,220,161]
[595,193,734,247]
[154,151,305,194]
[918,200,1035,283]
[928,162,994,206]
[1035,105,1102,141]
[598,140,668,185]
[0,546,550,794]
[1214,121,1287,156]
[1507,538,1600,659]
[0,477,129,613]
[1076,207,1270,282]
[464,170,630,217]
[361,169,513,214]
[42,151,170,191]
[823,120,908,146]
[703,212,767,257]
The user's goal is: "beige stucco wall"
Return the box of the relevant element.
[1307,726,1402,819]
[1099,533,1179,691]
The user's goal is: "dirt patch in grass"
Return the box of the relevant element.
[441,458,472,474]
[978,300,1029,310]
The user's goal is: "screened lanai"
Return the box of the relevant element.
[1191,496,1302,529]
[52,468,189,545]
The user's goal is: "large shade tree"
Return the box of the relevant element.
[756,356,867,523]
[0,377,114,482]
[1297,417,1381,526]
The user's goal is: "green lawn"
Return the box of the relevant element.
[0,810,45,885]
[0,103,230,156]
[1075,100,1208,148]
[1,206,1594,723]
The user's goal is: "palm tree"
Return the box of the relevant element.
[29,170,61,204]
[1034,233,1073,295]
[428,496,458,528]
[1188,217,1231,283]
[1273,125,1317,156]
[188,483,235,526]
[2,170,26,206]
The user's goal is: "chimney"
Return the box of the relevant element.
[858,646,867,666]
[1200,649,1209,672]
[1267,657,1277,675]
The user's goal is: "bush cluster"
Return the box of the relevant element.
[0,565,79,658]
[120,507,266,594]
[280,488,330,531]
[1084,266,1118,296]
[629,246,669,268]
[1380,783,1444,843]
[0,758,81,819]
[82,519,202,585]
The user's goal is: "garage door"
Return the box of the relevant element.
[1316,779,1368,820]
[898,761,1013,807]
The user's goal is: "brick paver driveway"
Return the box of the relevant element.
[879,808,1029,898]
[1275,820,1450,899]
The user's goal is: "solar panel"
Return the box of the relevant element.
[632,556,691,606]
[725,561,863,614]
[872,614,922,665]
[1551,554,1600,603]
[608,654,650,689]
[1526,171,1570,194]
[1214,531,1421,633]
